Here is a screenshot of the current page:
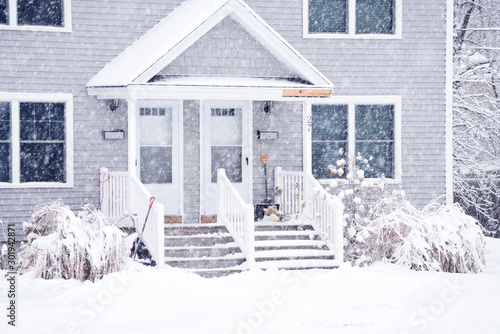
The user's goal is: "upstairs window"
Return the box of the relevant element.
[306,0,401,38]
[0,0,71,31]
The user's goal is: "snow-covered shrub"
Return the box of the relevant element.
[356,200,486,273]
[18,202,125,281]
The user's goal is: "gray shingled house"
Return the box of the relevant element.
[0,0,452,275]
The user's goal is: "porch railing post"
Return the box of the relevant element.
[245,203,255,265]
[274,167,283,210]
[155,203,165,268]
[217,168,226,224]
[99,167,109,216]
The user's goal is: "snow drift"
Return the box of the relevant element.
[18,202,125,281]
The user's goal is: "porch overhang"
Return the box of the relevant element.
[86,0,335,100]
[87,77,333,101]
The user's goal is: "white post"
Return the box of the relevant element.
[99,167,109,216]
[274,167,283,210]
[155,203,165,269]
[245,203,255,265]
[333,199,344,263]
[217,169,225,224]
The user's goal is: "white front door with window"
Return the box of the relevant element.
[136,100,181,215]
[202,101,252,215]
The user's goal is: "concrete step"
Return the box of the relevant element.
[165,254,245,269]
[254,259,341,270]
[254,239,328,250]
[254,248,335,260]
[165,244,240,258]
[164,234,234,247]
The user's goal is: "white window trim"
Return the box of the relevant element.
[303,0,402,39]
[304,96,401,184]
[0,92,74,188]
[0,0,72,32]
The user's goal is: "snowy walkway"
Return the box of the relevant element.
[2,238,500,334]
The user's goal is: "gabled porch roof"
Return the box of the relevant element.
[86,0,334,100]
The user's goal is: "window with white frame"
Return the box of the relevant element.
[0,0,71,31]
[310,100,400,180]
[0,93,73,186]
[306,0,400,38]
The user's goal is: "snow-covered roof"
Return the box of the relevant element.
[86,0,333,91]
[148,76,314,88]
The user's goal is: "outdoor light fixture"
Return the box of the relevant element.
[108,99,119,112]
[263,101,273,113]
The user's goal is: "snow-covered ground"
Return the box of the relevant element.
[2,238,500,334]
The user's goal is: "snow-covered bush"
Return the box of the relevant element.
[18,202,125,281]
[357,201,486,273]
[322,149,486,273]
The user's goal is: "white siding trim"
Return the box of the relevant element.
[0,92,74,188]
[445,0,453,205]
[305,95,402,183]
[303,0,402,39]
[0,0,72,32]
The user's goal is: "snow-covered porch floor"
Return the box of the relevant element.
[2,238,499,334]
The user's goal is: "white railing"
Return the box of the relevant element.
[217,169,255,264]
[275,167,344,263]
[100,167,165,268]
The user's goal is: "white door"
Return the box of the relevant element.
[202,101,252,215]
[137,101,180,215]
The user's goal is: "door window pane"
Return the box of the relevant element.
[211,108,242,145]
[309,0,347,33]
[139,108,172,146]
[140,146,172,184]
[17,0,63,27]
[211,146,242,183]
[20,142,65,182]
[0,0,7,24]
[0,101,10,141]
[356,0,394,34]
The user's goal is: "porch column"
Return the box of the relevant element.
[127,99,137,175]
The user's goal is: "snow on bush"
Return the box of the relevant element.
[18,202,126,281]
[357,200,486,273]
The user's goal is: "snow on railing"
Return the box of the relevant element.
[217,169,255,264]
[99,167,164,268]
[275,167,344,263]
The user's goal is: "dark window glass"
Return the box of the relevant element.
[356,0,394,34]
[17,0,63,27]
[0,101,11,182]
[20,142,65,182]
[0,101,11,141]
[312,104,348,179]
[0,0,8,24]
[355,105,394,140]
[312,142,347,179]
[20,102,65,141]
[356,142,393,178]
[140,146,172,184]
[211,146,242,183]
[309,0,347,33]
[19,102,65,183]
[312,104,348,141]
[355,104,394,178]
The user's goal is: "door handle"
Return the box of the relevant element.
[246,157,249,165]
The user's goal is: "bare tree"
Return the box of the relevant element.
[453,0,500,236]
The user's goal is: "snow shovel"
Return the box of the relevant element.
[131,197,157,266]
[254,155,280,220]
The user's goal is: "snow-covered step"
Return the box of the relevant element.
[254,259,341,270]
[165,253,245,269]
[165,243,240,258]
[254,248,335,260]
[254,239,328,250]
